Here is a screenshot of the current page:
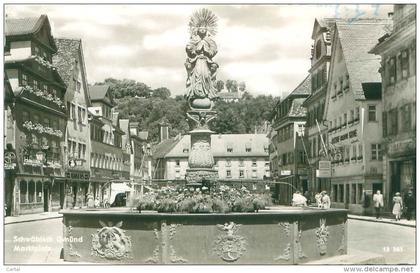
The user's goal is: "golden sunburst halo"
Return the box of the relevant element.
[189,8,218,36]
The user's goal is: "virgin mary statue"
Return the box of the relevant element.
[185,9,219,109]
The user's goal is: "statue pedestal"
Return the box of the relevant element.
[185,127,217,187]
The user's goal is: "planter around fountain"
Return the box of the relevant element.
[60,208,347,264]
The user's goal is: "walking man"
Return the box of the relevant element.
[404,190,415,221]
[373,190,384,219]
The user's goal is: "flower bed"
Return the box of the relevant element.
[136,185,271,213]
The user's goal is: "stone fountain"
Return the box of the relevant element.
[59,9,349,265]
[184,9,219,187]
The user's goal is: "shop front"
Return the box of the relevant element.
[386,138,416,211]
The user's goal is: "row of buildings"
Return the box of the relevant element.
[4,15,150,216]
[269,4,415,214]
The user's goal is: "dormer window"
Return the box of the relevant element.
[245,143,251,153]
[226,143,233,153]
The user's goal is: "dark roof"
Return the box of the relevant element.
[336,19,391,100]
[89,85,113,102]
[53,38,81,85]
[362,82,382,100]
[288,98,307,117]
[5,15,57,52]
[5,16,43,36]
[153,138,181,160]
[289,74,311,96]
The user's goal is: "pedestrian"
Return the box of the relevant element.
[392,192,403,221]
[315,192,322,208]
[292,191,307,207]
[373,190,384,219]
[404,190,415,221]
[304,191,311,205]
[87,192,94,208]
[321,191,331,209]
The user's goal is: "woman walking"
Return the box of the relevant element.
[392,192,403,221]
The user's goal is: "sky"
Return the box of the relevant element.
[5,4,393,98]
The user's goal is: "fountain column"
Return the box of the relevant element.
[183,9,219,187]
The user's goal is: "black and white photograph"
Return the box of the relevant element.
[1,1,418,272]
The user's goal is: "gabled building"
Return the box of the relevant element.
[4,15,68,215]
[370,4,416,211]
[88,85,128,204]
[324,19,391,214]
[119,119,150,193]
[270,75,311,204]
[302,18,338,198]
[53,38,91,208]
[153,134,270,182]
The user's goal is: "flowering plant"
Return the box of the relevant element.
[22,121,63,137]
[21,85,64,108]
[136,185,271,213]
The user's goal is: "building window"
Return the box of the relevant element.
[226,170,231,178]
[252,170,257,178]
[349,110,354,124]
[263,144,269,153]
[371,144,382,160]
[239,159,244,167]
[358,143,363,160]
[245,143,251,152]
[175,170,180,179]
[21,73,28,86]
[344,74,350,90]
[351,184,357,204]
[382,112,387,137]
[252,159,257,167]
[76,81,81,93]
[343,113,347,128]
[389,108,399,135]
[339,184,344,202]
[239,170,244,178]
[226,160,231,167]
[400,104,412,132]
[175,160,180,167]
[352,145,357,162]
[400,49,409,79]
[355,107,360,122]
[368,105,376,121]
[388,57,396,85]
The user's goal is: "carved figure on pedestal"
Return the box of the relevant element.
[185,8,219,110]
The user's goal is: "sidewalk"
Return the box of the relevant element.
[4,211,62,225]
[348,214,416,228]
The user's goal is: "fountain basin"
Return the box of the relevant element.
[60,207,347,264]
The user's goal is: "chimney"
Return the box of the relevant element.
[159,122,169,143]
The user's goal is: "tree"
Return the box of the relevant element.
[239,81,246,92]
[152,87,171,100]
[215,80,224,93]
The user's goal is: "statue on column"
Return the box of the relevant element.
[184,8,219,186]
[185,8,219,111]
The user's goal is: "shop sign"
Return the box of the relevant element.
[388,139,415,155]
[317,161,331,178]
[280,170,291,176]
[4,151,17,170]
